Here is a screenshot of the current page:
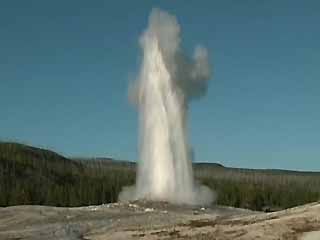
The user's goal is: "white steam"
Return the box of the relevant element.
[119,8,214,205]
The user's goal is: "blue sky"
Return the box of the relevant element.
[0,0,319,171]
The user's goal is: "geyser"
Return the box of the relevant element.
[119,8,214,205]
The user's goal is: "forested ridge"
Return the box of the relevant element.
[0,142,319,211]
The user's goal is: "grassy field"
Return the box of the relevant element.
[0,142,319,211]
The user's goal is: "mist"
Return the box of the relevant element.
[119,8,214,205]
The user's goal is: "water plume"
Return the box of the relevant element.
[119,8,214,205]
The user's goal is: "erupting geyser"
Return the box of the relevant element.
[119,8,214,205]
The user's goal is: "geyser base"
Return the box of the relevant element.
[118,183,215,206]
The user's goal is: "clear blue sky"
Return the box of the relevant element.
[1,0,319,171]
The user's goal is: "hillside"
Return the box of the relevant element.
[0,142,319,211]
[0,142,134,207]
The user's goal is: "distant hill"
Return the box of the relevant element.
[0,142,319,211]
[0,142,84,177]
[0,142,134,207]
[75,156,320,176]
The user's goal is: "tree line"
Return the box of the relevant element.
[0,142,319,211]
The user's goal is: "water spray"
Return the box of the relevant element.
[119,8,214,205]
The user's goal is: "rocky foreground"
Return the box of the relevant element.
[0,201,319,240]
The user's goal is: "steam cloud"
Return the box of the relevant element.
[119,8,215,205]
